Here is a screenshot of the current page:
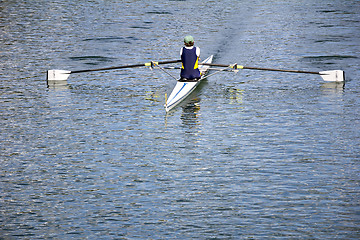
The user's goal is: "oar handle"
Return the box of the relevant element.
[71,59,182,74]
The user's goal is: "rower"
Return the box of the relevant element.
[180,35,201,82]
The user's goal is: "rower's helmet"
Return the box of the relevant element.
[184,35,194,44]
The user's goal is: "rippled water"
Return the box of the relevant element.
[1,0,359,239]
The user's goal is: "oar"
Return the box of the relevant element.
[200,63,345,82]
[47,59,182,81]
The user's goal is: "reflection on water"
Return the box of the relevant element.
[47,80,70,89]
[180,98,201,128]
[144,90,161,102]
[321,81,345,93]
[180,98,203,149]
[226,87,244,106]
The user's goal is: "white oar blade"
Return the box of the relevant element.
[319,70,345,82]
[47,70,71,81]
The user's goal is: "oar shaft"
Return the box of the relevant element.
[71,64,146,74]
[200,63,320,75]
[71,59,181,74]
[242,66,319,75]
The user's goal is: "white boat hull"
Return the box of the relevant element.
[165,55,213,112]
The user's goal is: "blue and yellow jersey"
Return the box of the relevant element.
[180,46,201,80]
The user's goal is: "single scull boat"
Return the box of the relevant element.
[165,55,213,112]
[47,55,344,109]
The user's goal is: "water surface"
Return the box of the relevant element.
[1,0,359,239]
